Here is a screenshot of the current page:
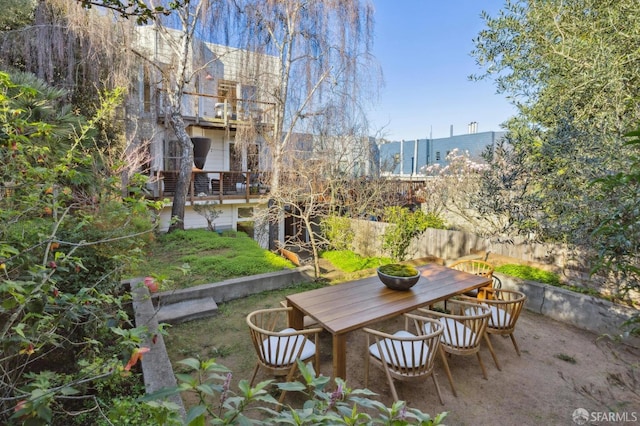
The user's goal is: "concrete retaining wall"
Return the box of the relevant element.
[150,265,315,307]
[131,280,186,417]
[131,266,315,419]
[498,273,639,348]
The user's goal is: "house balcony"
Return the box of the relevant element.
[147,169,423,208]
[150,170,269,204]
[156,91,276,131]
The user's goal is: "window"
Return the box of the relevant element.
[238,207,254,218]
[240,84,259,119]
[436,151,441,161]
[141,139,152,175]
[237,207,254,238]
[241,84,257,102]
[164,140,181,171]
[247,144,259,171]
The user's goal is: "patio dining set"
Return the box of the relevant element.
[245,259,527,405]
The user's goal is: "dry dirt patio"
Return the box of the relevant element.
[164,291,639,425]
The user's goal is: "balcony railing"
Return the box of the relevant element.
[150,169,426,207]
[152,170,269,203]
[157,90,276,129]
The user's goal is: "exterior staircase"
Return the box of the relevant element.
[155,297,219,324]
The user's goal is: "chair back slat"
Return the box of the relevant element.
[448,259,494,278]
[364,314,447,404]
[477,288,526,332]
[418,299,490,355]
[246,306,323,405]
[246,307,322,371]
[365,315,443,378]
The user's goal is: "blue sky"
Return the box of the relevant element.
[368,1,516,141]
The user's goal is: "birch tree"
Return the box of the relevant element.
[77,0,186,24]
[230,0,377,248]
[138,0,229,232]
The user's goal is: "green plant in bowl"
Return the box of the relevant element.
[378,264,419,277]
[377,264,420,290]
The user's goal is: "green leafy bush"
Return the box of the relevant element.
[143,358,447,425]
[97,397,182,426]
[0,70,160,425]
[321,215,355,250]
[382,207,446,261]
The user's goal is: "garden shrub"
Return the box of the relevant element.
[321,215,355,251]
[382,207,446,261]
[0,70,161,425]
[142,358,447,425]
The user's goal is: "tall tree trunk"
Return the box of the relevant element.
[167,108,193,232]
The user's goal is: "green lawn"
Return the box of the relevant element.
[128,229,294,290]
[495,264,561,285]
[320,250,393,272]
[129,230,425,291]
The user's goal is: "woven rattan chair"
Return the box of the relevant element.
[448,259,496,297]
[448,259,495,277]
[363,314,448,404]
[475,287,527,369]
[246,307,322,404]
[417,299,497,395]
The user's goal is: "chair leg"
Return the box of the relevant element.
[484,334,501,371]
[509,333,521,356]
[431,373,445,405]
[277,362,301,406]
[439,347,457,397]
[249,363,260,386]
[364,355,370,388]
[476,351,488,380]
[277,389,288,406]
[381,364,399,402]
[284,362,299,383]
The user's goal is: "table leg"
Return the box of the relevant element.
[288,306,304,330]
[332,333,347,380]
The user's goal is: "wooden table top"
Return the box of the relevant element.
[286,263,491,335]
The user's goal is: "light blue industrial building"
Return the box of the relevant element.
[378,129,505,176]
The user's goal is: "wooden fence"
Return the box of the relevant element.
[349,219,585,270]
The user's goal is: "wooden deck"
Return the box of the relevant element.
[150,170,268,203]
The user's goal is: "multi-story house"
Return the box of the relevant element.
[127,26,380,249]
[127,26,280,244]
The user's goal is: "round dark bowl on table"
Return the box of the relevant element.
[376,264,421,291]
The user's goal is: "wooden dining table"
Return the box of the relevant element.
[285,263,491,380]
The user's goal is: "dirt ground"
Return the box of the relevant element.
[165,256,640,425]
[306,310,640,425]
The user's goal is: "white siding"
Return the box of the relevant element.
[158,204,234,232]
